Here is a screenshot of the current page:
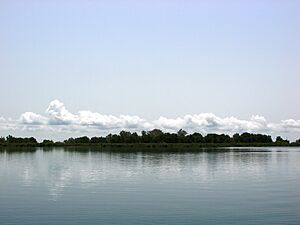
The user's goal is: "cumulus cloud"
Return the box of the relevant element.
[46,99,77,125]
[281,119,300,129]
[0,100,300,138]
[153,113,269,133]
[20,112,47,125]
[43,100,151,129]
[267,119,300,133]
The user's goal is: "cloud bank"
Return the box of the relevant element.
[0,100,300,138]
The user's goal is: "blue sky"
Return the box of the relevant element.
[0,0,299,140]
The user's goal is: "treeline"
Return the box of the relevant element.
[1,129,300,147]
[0,135,38,146]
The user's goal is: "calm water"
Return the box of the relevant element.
[0,147,300,225]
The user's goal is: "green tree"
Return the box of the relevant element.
[190,132,204,143]
[41,139,54,146]
[0,136,5,145]
[276,136,289,144]
[177,129,187,137]
[148,129,164,143]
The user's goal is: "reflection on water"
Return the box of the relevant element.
[0,147,300,224]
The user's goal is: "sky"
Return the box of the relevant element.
[0,0,300,141]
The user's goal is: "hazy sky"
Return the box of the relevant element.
[0,0,299,140]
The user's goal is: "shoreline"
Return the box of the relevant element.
[1,142,299,149]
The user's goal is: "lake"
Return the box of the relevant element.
[0,147,300,224]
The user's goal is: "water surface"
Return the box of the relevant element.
[0,147,300,224]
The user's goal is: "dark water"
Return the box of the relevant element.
[0,147,300,225]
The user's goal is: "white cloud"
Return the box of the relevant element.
[46,99,77,125]
[119,115,152,129]
[0,100,299,139]
[44,100,151,129]
[78,111,122,128]
[20,112,47,125]
[267,119,300,133]
[281,119,300,129]
[153,114,268,133]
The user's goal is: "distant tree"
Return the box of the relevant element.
[233,133,240,143]
[189,132,204,143]
[177,129,188,142]
[90,136,106,144]
[6,135,17,143]
[204,134,228,143]
[119,131,133,143]
[75,136,90,144]
[177,129,187,137]
[148,129,164,143]
[106,134,121,143]
[64,137,74,144]
[29,137,37,144]
[237,133,272,143]
[219,134,231,143]
[275,136,289,144]
[204,134,223,143]
[2,130,294,147]
[105,134,112,143]
[239,133,252,143]
[162,132,178,143]
[5,135,37,145]
[0,136,5,145]
[141,130,151,143]
[41,139,54,146]
[148,129,164,136]
[131,132,140,143]
[64,136,90,144]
